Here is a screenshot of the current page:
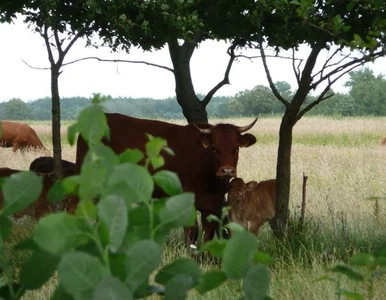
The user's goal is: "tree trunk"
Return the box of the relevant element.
[168,40,208,123]
[271,111,295,238]
[51,65,63,211]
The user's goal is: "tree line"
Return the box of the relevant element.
[1,68,385,121]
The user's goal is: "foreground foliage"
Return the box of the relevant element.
[0,98,272,299]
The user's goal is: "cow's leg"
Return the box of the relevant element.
[201,211,218,243]
[184,221,199,246]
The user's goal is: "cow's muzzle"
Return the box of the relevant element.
[217,166,236,178]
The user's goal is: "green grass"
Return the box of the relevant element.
[1,116,385,299]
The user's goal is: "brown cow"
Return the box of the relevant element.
[0,167,77,219]
[381,137,386,146]
[0,121,45,152]
[75,113,258,244]
[29,156,75,174]
[228,177,276,236]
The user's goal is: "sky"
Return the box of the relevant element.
[1,18,386,103]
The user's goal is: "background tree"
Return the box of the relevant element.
[3,98,33,120]
[247,0,386,236]
[345,68,386,116]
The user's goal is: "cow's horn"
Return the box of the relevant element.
[193,123,211,135]
[237,117,258,133]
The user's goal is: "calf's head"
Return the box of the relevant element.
[195,118,257,179]
[228,178,258,202]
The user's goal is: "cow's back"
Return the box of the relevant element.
[75,114,223,200]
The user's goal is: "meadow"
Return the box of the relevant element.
[1,116,385,299]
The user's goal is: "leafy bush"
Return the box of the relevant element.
[0,95,272,299]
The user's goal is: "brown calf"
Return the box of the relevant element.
[228,177,276,236]
[0,167,77,219]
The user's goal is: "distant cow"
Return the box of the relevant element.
[228,177,276,236]
[0,167,77,219]
[75,113,258,244]
[29,156,75,174]
[381,137,386,146]
[0,121,45,152]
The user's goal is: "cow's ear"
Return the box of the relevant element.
[246,181,258,191]
[199,135,211,149]
[239,134,256,148]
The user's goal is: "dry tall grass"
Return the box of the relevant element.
[1,116,385,300]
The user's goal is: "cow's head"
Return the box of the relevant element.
[195,118,257,179]
[229,178,258,202]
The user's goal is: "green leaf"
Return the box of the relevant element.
[48,176,79,203]
[93,276,133,300]
[34,213,89,255]
[118,149,144,165]
[98,195,128,252]
[82,144,119,174]
[222,231,257,279]
[254,252,276,265]
[106,163,153,205]
[0,216,12,245]
[67,123,78,146]
[51,285,73,300]
[350,253,375,266]
[77,105,109,145]
[0,284,25,300]
[79,163,106,202]
[159,193,195,229]
[125,240,162,291]
[196,269,226,294]
[225,222,245,233]
[19,250,60,290]
[243,264,271,300]
[3,171,43,216]
[58,251,108,300]
[153,170,182,196]
[164,274,193,300]
[150,155,165,170]
[75,200,97,219]
[199,239,228,258]
[330,265,364,281]
[145,136,167,158]
[155,258,201,287]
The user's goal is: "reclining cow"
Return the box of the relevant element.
[0,167,77,219]
[0,121,46,152]
[29,156,75,174]
[228,177,276,236]
[75,113,258,244]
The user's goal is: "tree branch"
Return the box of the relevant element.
[201,44,237,107]
[62,56,175,73]
[292,48,301,85]
[311,50,385,89]
[298,63,362,118]
[259,40,289,106]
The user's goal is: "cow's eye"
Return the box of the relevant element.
[212,146,220,154]
[233,147,239,153]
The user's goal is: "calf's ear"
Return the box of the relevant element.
[239,134,256,148]
[246,180,258,191]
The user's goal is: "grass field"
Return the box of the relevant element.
[1,116,385,299]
